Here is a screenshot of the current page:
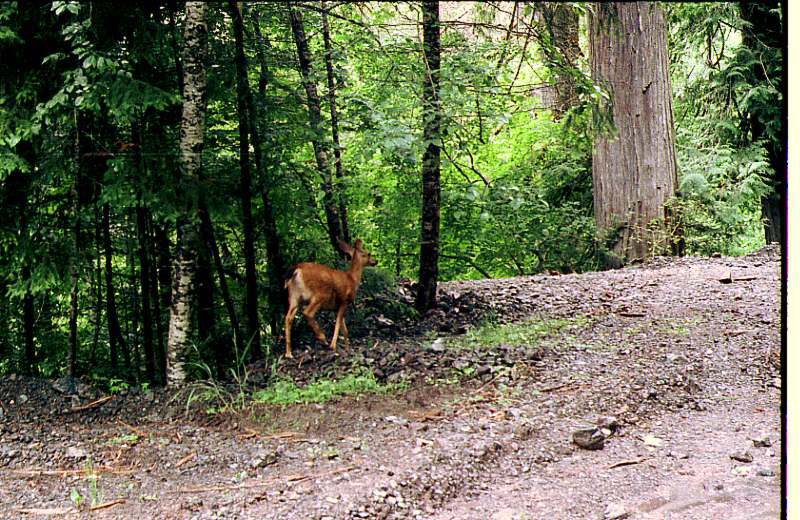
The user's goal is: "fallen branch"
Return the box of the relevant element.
[174,452,196,468]
[68,395,113,413]
[88,499,126,512]
[618,311,646,318]
[14,507,72,516]
[12,467,135,478]
[608,457,649,469]
[117,420,146,438]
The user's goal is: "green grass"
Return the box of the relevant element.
[252,371,403,406]
[447,316,586,350]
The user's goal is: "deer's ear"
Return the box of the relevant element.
[338,239,354,256]
[354,239,364,251]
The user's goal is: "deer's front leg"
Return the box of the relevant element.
[330,305,347,353]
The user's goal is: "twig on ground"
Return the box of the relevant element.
[608,457,649,469]
[88,499,126,512]
[68,395,113,413]
[174,452,196,468]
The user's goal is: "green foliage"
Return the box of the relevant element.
[447,316,584,351]
[252,370,401,406]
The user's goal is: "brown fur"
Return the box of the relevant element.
[283,239,377,359]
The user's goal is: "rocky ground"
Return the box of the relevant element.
[0,246,782,519]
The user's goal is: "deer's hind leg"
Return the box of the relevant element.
[330,305,347,353]
[302,298,328,346]
[284,298,299,359]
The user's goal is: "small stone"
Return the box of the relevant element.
[18,394,28,404]
[476,365,492,377]
[604,502,629,519]
[753,435,772,448]
[65,447,87,460]
[642,435,663,448]
[429,339,446,353]
[325,496,339,504]
[730,451,753,463]
[597,416,619,431]
[384,415,408,426]
[757,468,776,477]
[572,427,605,450]
[732,465,751,476]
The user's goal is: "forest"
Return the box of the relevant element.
[0,1,783,387]
[0,1,785,517]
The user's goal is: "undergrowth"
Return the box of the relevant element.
[253,370,403,406]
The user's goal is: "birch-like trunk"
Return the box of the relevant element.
[167,1,208,386]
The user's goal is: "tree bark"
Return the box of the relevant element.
[589,2,679,265]
[22,265,35,374]
[321,0,351,243]
[537,3,581,117]
[416,0,442,313]
[198,205,241,371]
[102,203,128,374]
[289,5,343,254]
[229,0,262,359]
[249,6,288,345]
[168,0,208,386]
[153,223,171,383]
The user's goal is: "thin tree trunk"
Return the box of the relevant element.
[199,205,243,362]
[103,203,129,375]
[22,265,35,374]
[589,2,679,265]
[91,201,102,367]
[195,213,219,370]
[168,1,208,386]
[289,5,343,254]
[69,111,84,378]
[229,0,262,359]
[127,215,141,380]
[154,223,171,384]
[136,203,155,382]
[416,0,442,313]
[249,5,288,345]
[321,0,350,243]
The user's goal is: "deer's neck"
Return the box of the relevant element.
[347,262,365,289]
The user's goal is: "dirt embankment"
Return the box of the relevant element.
[0,246,781,519]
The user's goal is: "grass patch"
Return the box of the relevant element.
[447,316,587,350]
[253,370,403,406]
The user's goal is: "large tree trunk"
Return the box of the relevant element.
[537,3,581,117]
[289,6,343,255]
[739,0,784,245]
[229,0,262,359]
[321,1,351,243]
[589,2,679,266]
[251,8,288,350]
[22,266,35,374]
[167,1,208,386]
[416,0,442,313]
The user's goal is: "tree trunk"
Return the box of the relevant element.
[589,2,679,265]
[127,215,141,380]
[198,205,241,371]
[537,3,581,117]
[229,1,262,359]
[136,203,155,382]
[289,6,343,254]
[740,0,784,245]
[103,203,128,374]
[249,6,288,345]
[146,216,165,385]
[22,265,35,374]
[154,223,171,384]
[167,1,208,386]
[321,1,351,243]
[195,212,219,370]
[416,0,442,313]
[91,201,102,367]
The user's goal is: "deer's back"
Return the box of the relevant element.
[290,262,355,307]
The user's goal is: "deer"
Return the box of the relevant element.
[283,239,377,359]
